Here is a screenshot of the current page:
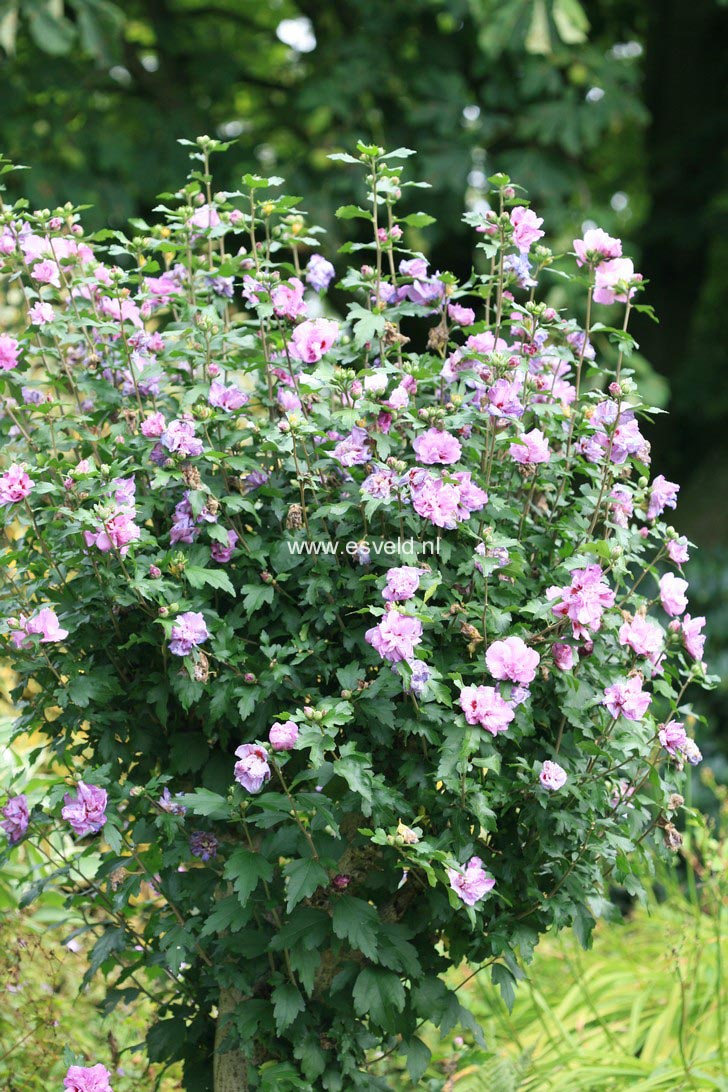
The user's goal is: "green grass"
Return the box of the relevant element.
[378,774,728,1091]
[448,895,727,1091]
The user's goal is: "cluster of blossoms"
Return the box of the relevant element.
[83,475,141,556]
[0,141,713,1086]
[0,462,34,506]
[63,1064,114,1092]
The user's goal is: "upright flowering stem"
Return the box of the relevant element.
[517,474,539,541]
[493,198,506,342]
[247,188,275,420]
[273,761,320,862]
[615,299,633,385]
[202,147,215,272]
[585,401,622,539]
[370,155,383,306]
[116,301,145,413]
[569,282,594,457]
[290,434,311,540]
[23,500,63,583]
[547,281,594,529]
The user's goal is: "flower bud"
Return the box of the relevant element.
[396,820,419,844]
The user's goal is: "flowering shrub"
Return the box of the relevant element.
[0,139,716,1090]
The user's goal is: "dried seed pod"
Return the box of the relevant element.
[182,465,202,489]
[286,503,304,529]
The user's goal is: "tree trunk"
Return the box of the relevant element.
[214,988,249,1092]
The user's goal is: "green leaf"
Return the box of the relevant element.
[294,1033,327,1081]
[200,895,246,936]
[237,688,258,721]
[170,732,209,773]
[553,0,589,44]
[284,858,330,913]
[491,962,517,1012]
[335,204,372,221]
[377,923,422,978]
[332,895,379,960]
[352,967,405,1027]
[208,521,234,546]
[233,999,271,1040]
[334,744,375,808]
[146,1016,188,1063]
[288,947,321,996]
[176,788,231,819]
[75,0,125,64]
[404,1036,431,1084]
[0,8,18,56]
[347,302,386,348]
[66,673,120,708]
[327,152,361,165]
[573,904,596,950]
[223,848,274,907]
[241,584,275,614]
[525,0,551,54]
[270,908,330,952]
[400,212,436,228]
[84,926,125,984]
[271,982,305,1034]
[185,565,235,596]
[28,9,76,55]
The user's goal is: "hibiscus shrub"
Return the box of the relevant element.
[0,139,715,1091]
